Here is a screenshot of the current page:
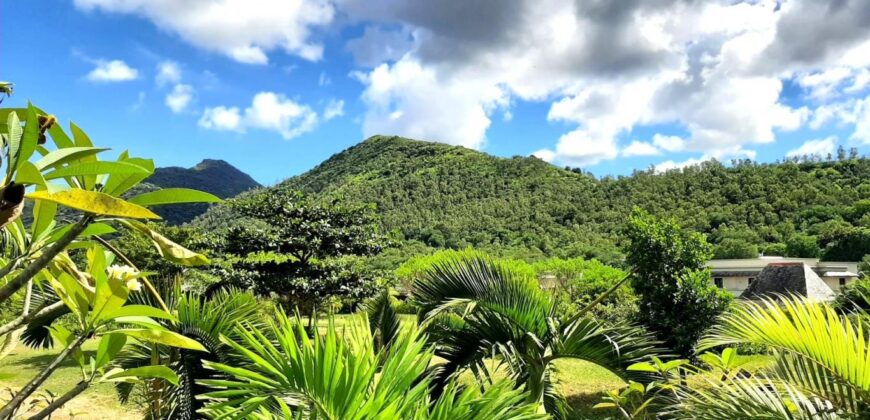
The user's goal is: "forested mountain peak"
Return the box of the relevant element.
[276,135,869,263]
[138,159,261,225]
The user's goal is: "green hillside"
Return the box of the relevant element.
[274,135,869,262]
[136,159,261,225]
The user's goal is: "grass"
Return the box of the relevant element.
[0,314,774,419]
[0,340,139,419]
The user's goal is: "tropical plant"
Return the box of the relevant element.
[113,281,262,419]
[0,246,206,418]
[625,209,732,358]
[595,356,690,419]
[198,310,547,420]
[0,91,218,417]
[411,256,660,418]
[672,296,870,418]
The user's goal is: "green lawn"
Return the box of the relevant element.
[0,314,773,419]
[0,340,139,419]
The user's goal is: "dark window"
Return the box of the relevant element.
[839,278,847,287]
[714,277,723,288]
[748,277,755,285]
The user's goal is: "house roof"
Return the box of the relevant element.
[739,263,836,301]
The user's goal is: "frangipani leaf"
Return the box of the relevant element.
[116,328,206,351]
[26,189,160,219]
[34,146,109,171]
[43,161,150,180]
[128,188,222,206]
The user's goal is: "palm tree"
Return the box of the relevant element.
[412,256,660,417]
[113,282,261,419]
[673,296,870,419]
[198,310,547,419]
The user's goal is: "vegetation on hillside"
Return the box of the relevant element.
[273,135,869,264]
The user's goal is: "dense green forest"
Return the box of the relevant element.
[251,135,870,264]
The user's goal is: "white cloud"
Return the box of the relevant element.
[356,58,507,149]
[199,106,242,132]
[344,0,869,166]
[654,157,708,173]
[199,92,319,139]
[531,149,556,163]
[851,98,870,145]
[323,99,344,120]
[318,72,331,86]
[651,135,685,153]
[86,59,138,82]
[155,61,181,86]
[74,0,334,64]
[165,84,193,113]
[786,136,837,157]
[622,141,660,157]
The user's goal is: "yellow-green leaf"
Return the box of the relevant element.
[124,220,209,266]
[116,329,206,351]
[26,189,161,219]
[43,161,150,180]
[128,188,222,206]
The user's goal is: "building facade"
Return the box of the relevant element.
[707,257,860,297]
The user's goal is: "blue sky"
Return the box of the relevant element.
[3,0,869,185]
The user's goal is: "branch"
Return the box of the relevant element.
[0,215,92,306]
[27,380,89,420]
[0,333,88,418]
[0,300,65,337]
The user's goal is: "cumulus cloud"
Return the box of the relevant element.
[156,61,181,86]
[86,59,138,82]
[622,141,660,157]
[199,92,319,139]
[786,136,838,158]
[74,0,334,64]
[344,0,867,166]
[165,84,193,113]
[355,59,507,149]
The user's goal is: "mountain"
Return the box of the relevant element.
[139,159,260,225]
[272,135,868,262]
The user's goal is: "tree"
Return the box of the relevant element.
[625,209,732,358]
[713,238,758,259]
[207,187,386,310]
[821,227,870,261]
[785,234,820,258]
[197,310,547,419]
[412,256,659,418]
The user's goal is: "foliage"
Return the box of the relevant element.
[822,227,870,261]
[672,296,870,418]
[625,209,732,358]
[199,187,387,310]
[198,310,547,419]
[263,135,870,265]
[533,257,638,324]
[113,283,261,419]
[833,276,870,315]
[712,238,758,259]
[412,256,659,418]
[0,91,216,418]
[785,234,821,258]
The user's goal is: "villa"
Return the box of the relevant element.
[707,257,860,298]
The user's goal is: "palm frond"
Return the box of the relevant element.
[698,295,870,408]
[365,289,400,352]
[672,374,841,419]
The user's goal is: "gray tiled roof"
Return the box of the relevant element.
[739,263,836,301]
